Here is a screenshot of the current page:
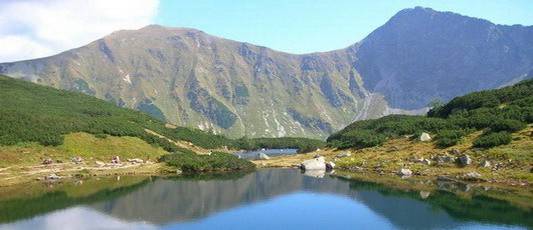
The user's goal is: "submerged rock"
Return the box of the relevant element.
[419,191,431,199]
[300,157,326,171]
[419,132,432,142]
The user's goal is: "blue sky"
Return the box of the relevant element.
[156,0,533,53]
[0,0,531,62]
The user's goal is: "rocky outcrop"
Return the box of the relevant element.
[300,157,326,171]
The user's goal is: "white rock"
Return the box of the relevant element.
[398,168,413,177]
[336,152,351,158]
[95,161,105,167]
[258,153,270,160]
[127,158,144,164]
[419,132,432,142]
[300,157,326,171]
[419,191,431,199]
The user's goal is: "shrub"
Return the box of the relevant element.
[160,151,255,173]
[489,119,526,132]
[435,130,464,148]
[329,130,386,149]
[473,132,512,148]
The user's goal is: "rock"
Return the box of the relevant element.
[111,156,121,164]
[336,152,351,158]
[95,161,105,167]
[463,172,483,181]
[45,173,61,180]
[457,154,472,166]
[326,161,335,170]
[419,191,431,199]
[481,160,491,168]
[450,149,461,155]
[127,158,144,164]
[419,132,432,142]
[42,158,53,165]
[71,156,83,164]
[300,157,326,171]
[422,159,431,165]
[398,168,413,177]
[258,153,270,160]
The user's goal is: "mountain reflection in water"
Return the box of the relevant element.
[0,169,531,230]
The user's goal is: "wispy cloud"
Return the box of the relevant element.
[0,0,159,62]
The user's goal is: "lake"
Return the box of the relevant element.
[0,169,531,230]
[233,148,298,160]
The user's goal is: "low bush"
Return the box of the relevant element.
[473,132,512,148]
[489,119,526,132]
[160,151,255,173]
[435,130,464,148]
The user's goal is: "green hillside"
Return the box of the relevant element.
[0,75,322,152]
[327,79,533,149]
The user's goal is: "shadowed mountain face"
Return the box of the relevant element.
[1,7,532,138]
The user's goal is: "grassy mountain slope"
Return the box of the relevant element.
[0,75,322,152]
[327,79,533,149]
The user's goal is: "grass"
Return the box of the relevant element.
[0,132,167,167]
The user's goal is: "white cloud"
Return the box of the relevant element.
[0,0,159,62]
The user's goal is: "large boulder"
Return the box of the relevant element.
[419,132,432,142]
[300,157,326,171]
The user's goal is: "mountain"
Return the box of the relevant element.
[1,7,532,139]
[0,75,322,152]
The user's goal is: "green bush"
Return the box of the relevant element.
[489,119,526,132]
[435,130,464,148]
[329,79,532,150]
[160,151,255,173]
[473,132,512,148]
[329,130,386,149]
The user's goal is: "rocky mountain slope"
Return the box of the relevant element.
[1,7,532,138]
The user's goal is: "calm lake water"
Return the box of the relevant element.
[0,169,531,230]
[233,148,298,160]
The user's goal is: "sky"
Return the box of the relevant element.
[0,0,532,62]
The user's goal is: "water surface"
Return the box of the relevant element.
[0,169,531,230]
[233,148,298,160]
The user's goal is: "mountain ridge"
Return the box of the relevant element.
[1,7,532,138]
